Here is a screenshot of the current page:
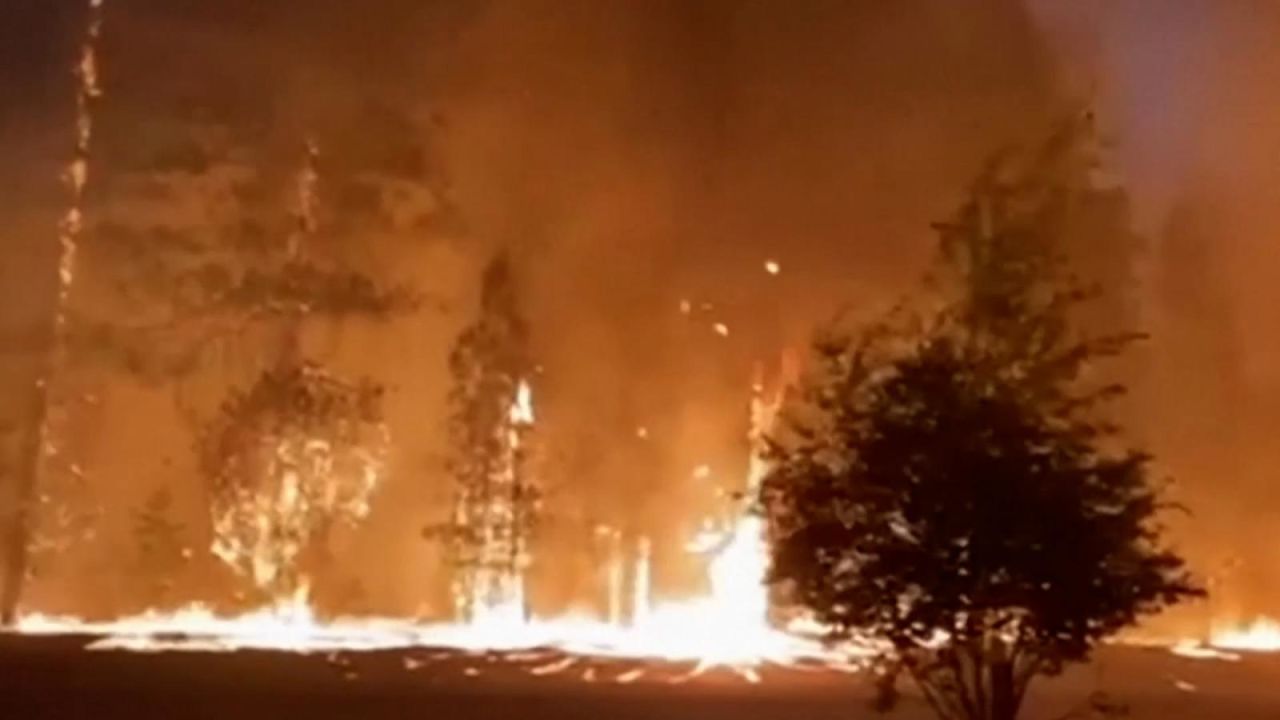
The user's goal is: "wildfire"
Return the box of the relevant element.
[10,356,1277,679]
[1209,617,1280,652]
[14,506,854,677]
[9,363,875,681]
[1153,616,1280,662]
[612,363,791,672]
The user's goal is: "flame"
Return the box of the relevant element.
[9,364,881,679]
[210,420,388,602]
[16,360,1269,675]
[1209,617,1280,652]
[452,379,536,626]
[11,365,857,679]
[510,379,534,425]
[623,373,778,670]
[1154,617,1280,662]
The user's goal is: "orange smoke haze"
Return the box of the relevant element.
[0,1,1275,633]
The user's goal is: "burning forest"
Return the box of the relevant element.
[3,2,1280,719]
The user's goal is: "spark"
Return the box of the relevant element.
[764,259,781,275]
[713,322,730,337]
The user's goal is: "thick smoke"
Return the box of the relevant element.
[29,0,1280,626]
[1030,0,1280,627]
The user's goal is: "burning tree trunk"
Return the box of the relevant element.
[436,251,539,624]
[2,0,105,625]
[198,143,401,607]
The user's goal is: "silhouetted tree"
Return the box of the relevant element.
[430,251,538,622]
[764,117,1202,720]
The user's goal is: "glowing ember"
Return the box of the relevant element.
[764,259,781,275]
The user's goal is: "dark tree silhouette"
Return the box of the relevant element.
[764,117,1202,720]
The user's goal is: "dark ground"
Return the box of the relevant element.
[1,634,1278,719]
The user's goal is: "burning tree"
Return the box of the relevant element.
[57,130,412,607]
[197,363,388,603]
[433,251,539,624]
[764,117,1202,720]
[192,143,407,605]
[1,0,106,625]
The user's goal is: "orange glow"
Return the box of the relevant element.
[1210,617,1280,652]
[8,366,874,680]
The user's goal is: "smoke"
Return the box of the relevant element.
[437,0,1056,613]
[0,0,1120,618]
[1030,0,1280,623]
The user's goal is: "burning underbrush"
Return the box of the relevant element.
[8,354,1276,679]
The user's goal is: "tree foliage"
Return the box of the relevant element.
[764,117,1202,720]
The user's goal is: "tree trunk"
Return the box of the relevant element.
[1,363,53,625]
[990,660,1018,720]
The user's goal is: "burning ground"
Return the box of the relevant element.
[3,634,1280,720]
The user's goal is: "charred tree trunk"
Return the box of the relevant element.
[990,660,1017,720]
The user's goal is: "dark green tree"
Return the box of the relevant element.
[764,117,1202,720]
[431,251,538,622]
